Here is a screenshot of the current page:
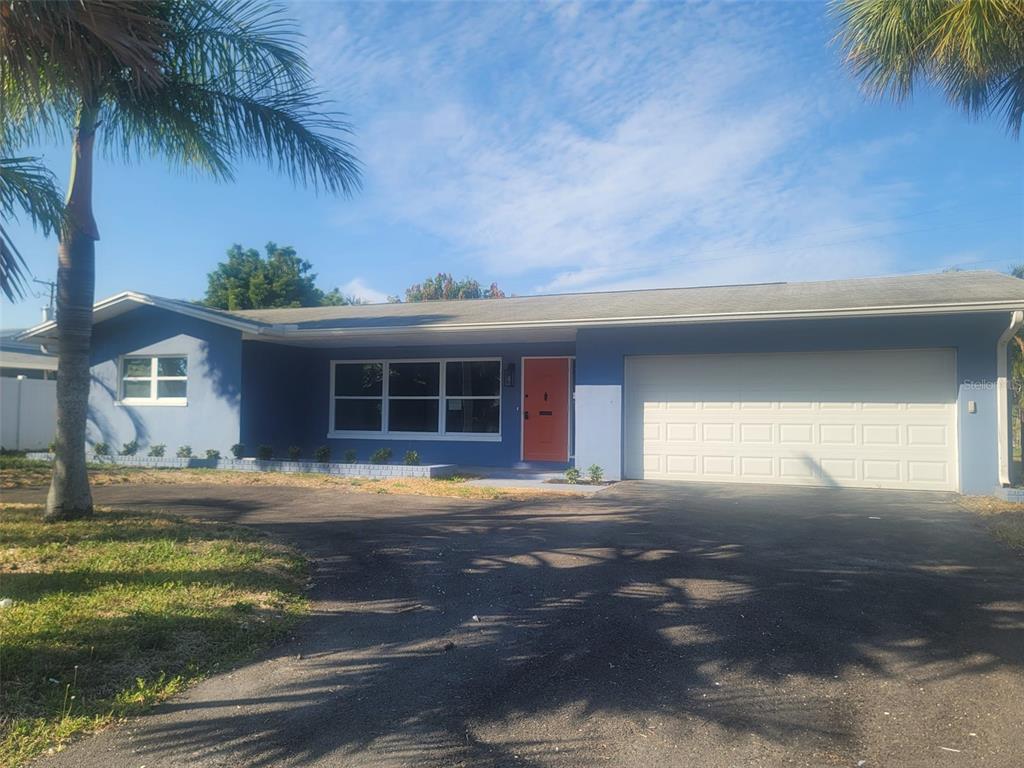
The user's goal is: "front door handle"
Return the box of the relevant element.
[524,411,529,420]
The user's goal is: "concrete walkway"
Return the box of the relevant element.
[457,465,608,494]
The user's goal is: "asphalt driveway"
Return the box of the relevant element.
[17,481,1024,767]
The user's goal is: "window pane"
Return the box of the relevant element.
[157,380,187,399]
[445,361,500,397]
[157,357,187,377]
[446,398,500,433]
[335,363,383,397]
[334,399,382,431]
[123,380,151,398]
[389,362,439,397]
[389,399,439,432]
[124,358,151,377]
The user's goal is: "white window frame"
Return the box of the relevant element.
[118,354,188,406]
[328,357,502,441]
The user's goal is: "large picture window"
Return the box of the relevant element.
[120,355,188,404]
[330,359,501,439]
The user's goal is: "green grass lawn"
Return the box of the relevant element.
[0,503,308,767]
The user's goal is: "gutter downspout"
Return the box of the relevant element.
[996,310,1024,487]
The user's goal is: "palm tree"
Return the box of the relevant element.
[832,0,1024,137]
[1,0,360,520]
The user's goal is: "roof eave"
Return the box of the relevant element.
[18,291,265,341]
[18,294,1024,344]
[248,299,1024,341]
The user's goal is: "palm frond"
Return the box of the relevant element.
[2,0,361,201]
[832,0,1024,138]
[0,157,64,300]
[993,63,1024,137]
[0,0,168,101]
[170,0,311,92]
[0,156,65,234]
[0,226,31,302]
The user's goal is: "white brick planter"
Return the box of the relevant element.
[26,452,457,479]
[995,487,1024,503]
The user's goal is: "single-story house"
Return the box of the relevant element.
[0,330,58,379]
[19,270,1024,493]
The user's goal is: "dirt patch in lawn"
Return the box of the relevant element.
[0,459,577,502]
[959,495,1024,551]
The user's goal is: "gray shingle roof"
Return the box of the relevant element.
[18,271,1024,343]
[0,332,57,370]
[228,271,1024,331]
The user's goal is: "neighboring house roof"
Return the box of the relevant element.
[0,331,58,371]
[19,271,1024,343]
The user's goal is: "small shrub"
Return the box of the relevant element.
[403,450,420,466]
[369,447,392,464]
[148,444,166,458]
[343,449,357,464]
[47,439,56,453]
[176,445,192,459]
[119,440,139,456]
[92,442,110,456]
[314,445,331,463]
[287,445,302,461]
[230,443,244,459]
[205,449,221,461]
[257,444,273,460]
[565,467,581,484]
[587,464,604,484]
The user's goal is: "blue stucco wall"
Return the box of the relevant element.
[88,306,242,455]
[86,306,1013,490]
[241,340,576,466]
[575,312,1013,492]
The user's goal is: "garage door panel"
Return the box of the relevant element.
[907,425,948,446]
[863,424,901,446]
[820,424,856,445]
[820,458,857,481]
[740,423,772,443]
[625,350,957,491]
[739,456,774,477]
[702,455,736,475]
[702,423,735,442]
[779,424,814,444]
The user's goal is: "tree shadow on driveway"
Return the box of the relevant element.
[37,481,1024,768]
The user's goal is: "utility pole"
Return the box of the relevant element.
[33,278,55,321]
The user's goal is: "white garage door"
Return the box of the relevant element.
[625,349,958,491]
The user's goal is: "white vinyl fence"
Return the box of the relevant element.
[1,376,57,451]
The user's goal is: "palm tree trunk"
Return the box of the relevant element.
[1016,337,1024,485]
[45,103,100,522]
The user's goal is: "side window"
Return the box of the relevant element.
[121,356,188,403]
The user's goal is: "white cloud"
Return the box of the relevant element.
[296,2,927,295]
[339,277,390,304]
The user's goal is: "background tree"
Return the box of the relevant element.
[203,242,359,309]
[833,0,1024,137]
[2,0,360,521]
[402,273,505,302]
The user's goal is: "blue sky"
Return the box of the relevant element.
[2,0,1022,329]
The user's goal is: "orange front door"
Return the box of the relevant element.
[522,357,570,462]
